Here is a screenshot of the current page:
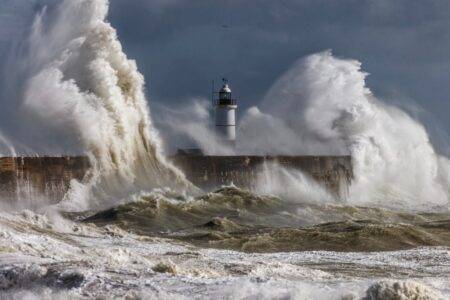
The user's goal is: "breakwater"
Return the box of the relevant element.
[172,154,353,199]
[0,157,90,204]
[0,155,352,203]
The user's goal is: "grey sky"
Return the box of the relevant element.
[1,0,450,154]
[106,0,450,151]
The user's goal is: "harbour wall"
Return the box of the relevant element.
[172,154,353,199]
[0,155,352,203]
[0,157,90,204]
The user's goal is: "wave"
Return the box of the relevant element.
[161,51,450,211]
[240,51,450,210]
[5,0,194,211]
[81,186,450,252]
[0,207,447,299]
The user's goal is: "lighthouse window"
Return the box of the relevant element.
[221,92,231,100]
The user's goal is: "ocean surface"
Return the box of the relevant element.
[0,186,448,299]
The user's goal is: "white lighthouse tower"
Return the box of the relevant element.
[215,79,237,147]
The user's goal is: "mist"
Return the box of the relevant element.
[159,51,450,209]
[0,0,192,211]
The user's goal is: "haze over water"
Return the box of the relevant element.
[0,0,449,299]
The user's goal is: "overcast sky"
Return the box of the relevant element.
[104,0,450,152]
[1,0,450,153]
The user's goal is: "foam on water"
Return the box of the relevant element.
[238,51,450,210]
[3,0,449,213]
[254,162,335,204]
[0,210,447,299]
[363,281,442,300]
[154,51,450,211]
[11,0,193,211]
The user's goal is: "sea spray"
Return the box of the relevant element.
[1,207,448,299]
[254,162,335,204]
[153,51,450,209]
[152,100,234,155]
[237,51,450,209]
[16,0,192,210]
[0,130,15,157]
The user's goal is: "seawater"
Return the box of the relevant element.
[0,189,448,299]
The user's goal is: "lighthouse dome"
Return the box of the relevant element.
[220,84,232,93]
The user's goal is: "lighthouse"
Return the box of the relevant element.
[215,79,237,147]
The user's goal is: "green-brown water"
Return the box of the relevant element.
[81,187,450,252]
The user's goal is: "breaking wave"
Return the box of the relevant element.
[82,186,450,252]
[254,162,336,204]
[0,207,447,299]
[154,51,450,211]
[12,0,192,210]
[4,0,449,214]
[237,51,450,210]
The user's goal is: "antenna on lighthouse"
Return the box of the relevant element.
[211,80,215,106]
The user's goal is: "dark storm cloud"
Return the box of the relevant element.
[106,0,450,153]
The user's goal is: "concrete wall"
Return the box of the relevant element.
[171,155,353,199]
[0,155,352,203]
[0,157,90,204]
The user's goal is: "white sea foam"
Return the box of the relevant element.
[14,0,192,211]
[363,280,441,300]
[254,162,335,204]
[0,210,447,299]
[155,51,450,210]
[152,99,233,155]
[4,0,447,212]
[237,51,450,209]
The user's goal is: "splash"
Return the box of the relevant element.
[254,162,334,204]
[152,99,234,155]
[155,51,449,209]
[0,130,15,157]
[237,51,450,209]
[0,209,447,299]
[16,0,191,210]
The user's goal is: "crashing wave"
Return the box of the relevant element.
[15,0,193,210]
[238,51,450,210]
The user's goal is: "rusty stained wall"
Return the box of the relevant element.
[0,155,353,203]
[171,155,353,199]
[0,157,90,203]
